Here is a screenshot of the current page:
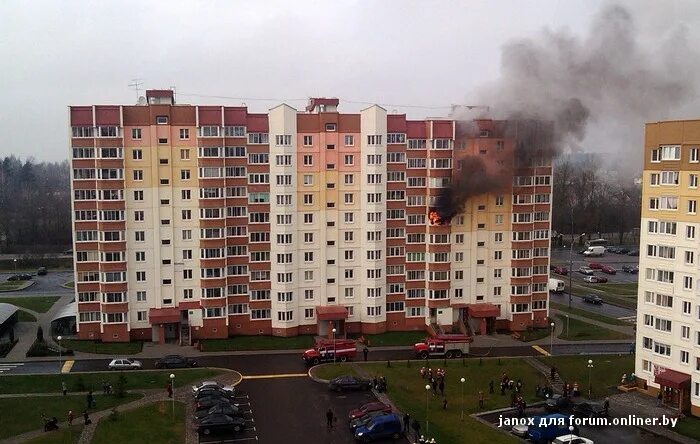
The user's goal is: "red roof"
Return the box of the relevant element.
[306,98,339,112]
[465,303,500,318]
[315,305,348,321]
[148,307,180,324]
[655,368,691,389]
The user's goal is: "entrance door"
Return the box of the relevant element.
[165,323,178,340]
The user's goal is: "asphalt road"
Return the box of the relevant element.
[550,248,640,284]
[549,292,636,319]
[0,271,73,296]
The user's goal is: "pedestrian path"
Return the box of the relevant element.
[0,362,24,373]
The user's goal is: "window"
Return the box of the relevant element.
[248,133,269,144]
[690,200,697,214]
[682,325,691,339]
[366,306,382,317]
[325,123,336,131]
[691,148,700,163]
[179,128,189,139]
[344,135,354,146]
[367,135,383,146]
[688,225,696,239]
[275,135,292,146]
[660,145,681,160]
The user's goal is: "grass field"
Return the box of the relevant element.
[518,328,552,342]
[672,416,700,441]
[25,426,83,444]
[550,302,630,326]
[315,359,545,443]
[18,310,37,322]
[0,393,141,440]
[64,281,75,288]
[571,283,638,309]
[361,331,427,347]
[0,296,60,312]
[539,355,635,397]
[0,368,224,395]
[554,315,633,341]
[60,339,143,355]
[0,281,32,291]
[92,401,185,444]
[201,335,316,351]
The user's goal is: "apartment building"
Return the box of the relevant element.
[635,119,700,416]
[69,91,552,344]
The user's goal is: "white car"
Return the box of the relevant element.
[553,435,594,444]
[108,358,142,370]
[578,266,594,275]
[192,381,235,396]
[511,424,528,437]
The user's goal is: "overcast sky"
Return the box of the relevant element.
[1,0,698,162]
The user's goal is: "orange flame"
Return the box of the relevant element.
[428,210,443,225]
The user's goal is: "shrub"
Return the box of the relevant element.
[114,374,127,398]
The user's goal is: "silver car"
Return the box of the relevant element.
[108,358,142,370]
[192,381,236,397]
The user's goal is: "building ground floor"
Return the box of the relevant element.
[634,358,697,416]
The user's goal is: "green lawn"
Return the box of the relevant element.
[92,401,185,444]
[201,335,316,351]
[0,368,224,395]
[0,296,60,312]
[554,315,632,341]
[571,283,637,309]
[312,363,361,381]
[0,281,32,291]
[60,339,143,355]
[518,328,552,342]
[550,302,631,326]
[0,393,141,440]
[64,280,75,288]
[317,359,544,443]
[25,426,83,444]
[539,355,635,397]
[673,416,700,441]
[18,309,37,322]
[362,331,427,347]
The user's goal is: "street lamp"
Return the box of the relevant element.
[587,359,594,398]
[57,335,62,374]
[460,377,466,420]
[565,315,569,339]
[550,322,555,356]
[169,374,175,418]
[569,425,575,443]
[13,258,17,274]
[332,327,337,364]
[425,384,431,434]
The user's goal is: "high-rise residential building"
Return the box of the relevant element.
[69,91,552,343]
[636,119,700,416]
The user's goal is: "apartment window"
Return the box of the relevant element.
[682,325,691,339]
[182,229,192,240]
[304,271,314,281]
[683,301,692,314]
[325,123,336,131]
[366,306,382,317]
[136,271,146,282]
[691,148,700,163]
[303,155,313,166]
[688,225,696,239]
[690,200,697,214]
[181,190,191,200]
[179,149,190,160]
[684,276,694,290]
[344,135,354,146]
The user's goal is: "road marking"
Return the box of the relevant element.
[62,360,74,373]
[532,345,550,356]
[241,373,307,380]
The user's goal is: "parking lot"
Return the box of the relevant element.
[0,270,73,295]
[198,388,258,443]
[550,248,640,285]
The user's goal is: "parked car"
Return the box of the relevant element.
[63,249,73,255]
[583,275,607,283]
[545,394,573,412]
[154,355,197,369]
[572,402,608,418]
[197,413,246,436]
[192,381,235,397]
[616,248,630,254]
[600,265,616,274]
[194,402,244,420]
[108,358,142,370]
[348,402,392,421]
[195,396,237,411]
[587,263,604,270]
[350,411,391,432]
[329,375,372,392]
[578,267,594,275]
[583,295,603,305]
[354,413,403,442]
[553,435,594,444]
[194,387,236,401]
[518,413,580,443]
[622,265,639,274]
[606,246,620,254]
[627,249,639,256]
[552,266,568,275]
[37,267,47,276]
[7,274,32,281]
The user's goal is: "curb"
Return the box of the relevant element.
[0,280,36,293]
[307,364,331,383]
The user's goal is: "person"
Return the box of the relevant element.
[500,381,506,395]
[403,412,410,433]
[86,391,94,410]
[442,397,447,410]
[603,397,610,414]
[372,376,378,390]
[535,384,541,398]
[418,436,426,444]
[420,367,427,379]
[621,373,627,385]
[489,380,494,394]
[517,401,524,419]
[431,378,437,395]
[363,346,369,361]
[68,410,74,426]
[438,379,445,397]
[102,380,108,395]
[550,366,556,381]
[657,391,662,407]
[573,382,580,397]
[62,381,67,396]
[516,379,522,393]
[82,410,91,425]
[167,381,173,398]
[106,383,113,395]
[478,391,484,409]
[326,408,334,430]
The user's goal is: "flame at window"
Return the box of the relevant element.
[428,210,448,226]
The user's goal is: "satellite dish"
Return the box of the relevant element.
[137,96,147,105]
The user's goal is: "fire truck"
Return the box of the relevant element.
[413,334,472,359]
[303,338,357,366]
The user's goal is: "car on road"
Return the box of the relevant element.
[622,265,639,274]
[578,266,594,275]
[197,413,246,436]
[7,274,32,281]
[600,265,616,274]
[192,381,235,397]
[582,294,603,305]
[553,435,594,444]
[572,402,608,418]
[354,413,403,442]
[545,394,573,412]
[154,354,197,369]
[348,402,392,421]
[37,267,47,276]
[552,266,568,275]
[627,249,639,256]
[196,395,237,411]
[583,275,608,283]
[616,248,630,254]
[587,263,603,270]
[194,402,244,420]
[350,411,391,432]
[328,375,372,392]
[108,358,142,370]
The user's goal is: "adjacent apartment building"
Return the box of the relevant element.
[69,90,552,344]
[636,119,700,416]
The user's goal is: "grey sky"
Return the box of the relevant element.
[0,0,698,162]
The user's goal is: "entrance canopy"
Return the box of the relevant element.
[655,368,691,389]
[149,307,180,324]
[316,306,348,321]
[0,303,19,325]
[51,302,77,322]
[464,303,500,318]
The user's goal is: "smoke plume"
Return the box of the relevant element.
[438,2,699,218]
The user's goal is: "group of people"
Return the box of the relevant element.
[101,381,113,395]
[497,372,523,396]
[372,376,387,393]
[420,367,447,397]
[41,410,91,432]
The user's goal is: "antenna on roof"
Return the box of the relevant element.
[128,78,144,102]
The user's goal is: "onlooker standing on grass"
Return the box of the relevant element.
[489,380,494,394]
[86,391,94,410]
[657,391,662,406]
[442,397,447,410]
[478,391,484,410]
[403,412,410,433]
[438,379,445,397]
[167,381,173,398]
[62,381,67,396]
[82,411,91,425]
[68,410,74,426]
[363,346,369,361]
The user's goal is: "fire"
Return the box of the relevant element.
[428,210,444,226]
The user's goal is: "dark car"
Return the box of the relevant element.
[545,394,572,412]
[194,402,243,420]
[627,249,639,256]
[195,395,236,411]
[350,411,391,432]
[617,248,630,254]
[587,263,603,270]
[348,402,392,421]
[553,266,568,276]
[329,375,372,392]
[622,265,639,274]
[194,386,236,401]
[583,294,603,305]
[7,274,32,281]
[37,267,47,276]
[600,265,616,275]
[154,354,197,369]
[197,413,246,436]
[572,402,607,418]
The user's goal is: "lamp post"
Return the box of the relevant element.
[57,335,62,374]
[550,322,555,355]
[565,315,569,339]
[460,377,465,421]
[425,384,431,434]
[169,373,175,419]
[587,359,594,398]
[13,258,17,274]
[569,425,575,443]
[332,327,337,364]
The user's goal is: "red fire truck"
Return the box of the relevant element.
[413,334,472,359]
[303,338,357,365]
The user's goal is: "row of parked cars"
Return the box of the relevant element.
[511,397,606,443]
[192,381,247,437]
[107,354,198,370]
